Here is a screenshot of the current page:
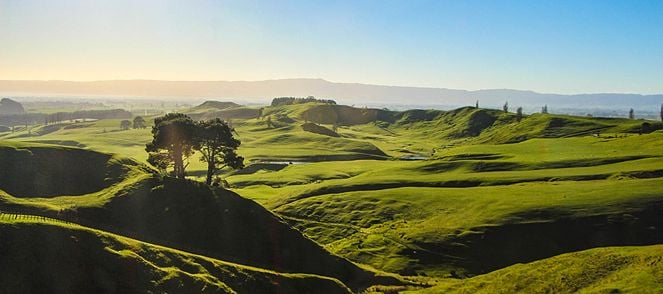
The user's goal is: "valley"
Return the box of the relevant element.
[1,98,663,292]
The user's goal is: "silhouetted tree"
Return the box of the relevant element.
[641,122,652,134]
[145,113,197,179]
[147,152,170,174]
[120,120,131,130]
[503,101,509,113]
[629,108,635,119]
[133,116,146,129]
[516,107,523,122]
[195,118,245,185]
[542,105,548,114]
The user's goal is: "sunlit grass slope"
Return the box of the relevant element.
[0,217,351,294]
[413,245,663,294]
[228,132,663,276]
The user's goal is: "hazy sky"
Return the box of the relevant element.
[1,0,662,94]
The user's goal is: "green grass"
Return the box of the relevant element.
[225,133,663,276]
[0,141,404,291]
[2,102,663,292]
[411,245,663,293]
[0,215,351,293]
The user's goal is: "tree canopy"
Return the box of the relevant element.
[133,116,146,129]
[145,114,244,184]
[145,113,197,179]
[196,118,244,185]
[120,120,131,130]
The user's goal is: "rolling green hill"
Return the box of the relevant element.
[0,142,403,291]
[412,244,663,293]
[0,216,351,293]
[231,133,663,276]
[2,102,663,292]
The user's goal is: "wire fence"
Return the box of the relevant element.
[0,211,73,225]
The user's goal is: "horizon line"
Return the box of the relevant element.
[0,78,661,96]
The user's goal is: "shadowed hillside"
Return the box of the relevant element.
[0,143,147,197]
[300,104,395,126]
[0,219,351,294]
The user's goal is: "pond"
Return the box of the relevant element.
[399,155,430,160]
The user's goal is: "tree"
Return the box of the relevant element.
[133,116,146,129]
[542,105,548,114]
[147,152,170,173]
[641,122,652,134]
[145,113,197,179]
[516,107,523,122]
[195,119,244,185]
[503,101,509,113]
[629,108,635,119]
[120,120,131,130]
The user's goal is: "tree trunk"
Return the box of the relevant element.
[206,160,214,185]
[173,145,184,179]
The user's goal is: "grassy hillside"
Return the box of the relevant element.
[0,216,351,293]
[413,245,663,293]
[0,142,403,291]
[3,102,663,292]
[0,141,149,197]
[228,133,663,276]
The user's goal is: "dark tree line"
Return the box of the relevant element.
[146,113,244,185]
[270,96,337,107]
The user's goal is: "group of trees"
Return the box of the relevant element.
[145,113,244,185]
[270,96,337,106]
[119,116,147,130]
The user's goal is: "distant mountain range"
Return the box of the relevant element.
[0,79,661,109]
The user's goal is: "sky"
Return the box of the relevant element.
[0,0,662,94]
